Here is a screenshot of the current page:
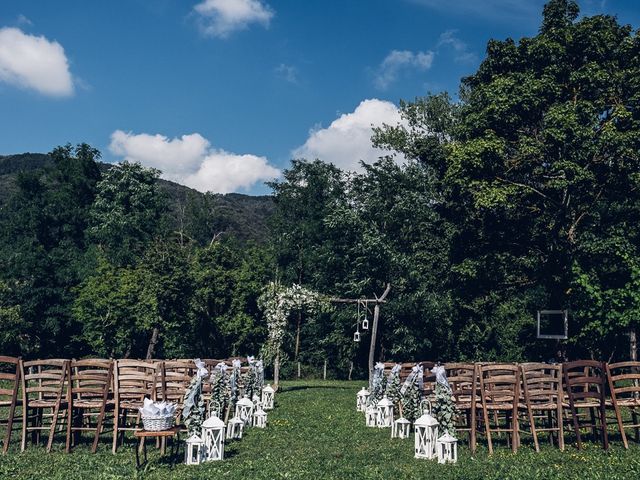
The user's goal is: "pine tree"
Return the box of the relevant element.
[401,382,422,423]
[385,372,402,416]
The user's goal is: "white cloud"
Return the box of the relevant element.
[292,99,406,172]
[374,49,434,90]
[109,130,280,193]
[275,63,298,83]
[0,27,73,97]
[437,30,478,64]
[193,0,274,38]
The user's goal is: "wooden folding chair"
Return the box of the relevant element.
[0,356,21,453]
[21,359,70,452]
[444,362,480,453]
[478,364,520,454]
[520,363,564,452]
[606,361,640,449]
[563,360,608,450]
[112,360,159,453]
[160,360,194,420]
[420,361,436,400]
[67,359,113,453]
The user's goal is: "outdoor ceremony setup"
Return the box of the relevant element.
[0,356,276,468]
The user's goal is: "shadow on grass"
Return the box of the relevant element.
[279,384,356,393]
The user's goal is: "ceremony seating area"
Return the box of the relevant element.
[379,360,640,453]
[0,356,254,454]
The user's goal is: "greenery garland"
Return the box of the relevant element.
[258,282,328,363]
[182,375,205,436]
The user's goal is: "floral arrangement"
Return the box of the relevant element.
[431,365,458,435]
[258,282,328,363]
[368,362,386,406]
[400,364,424,422]
[182,359,208,436]
[385,363,402,415]
[210,362,231,419]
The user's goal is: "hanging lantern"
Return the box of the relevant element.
[235,395,254,425]
[184,434,205,465]
[365,405,378,427]
[436,432,458,464]
[201,415,225,461]
[207,400,221,419]
[353,331,360,342]
[262,384,275,410]
[253,405,268,428]
[392,417,411,439]
[376,396,394,428]
[414,402,439,460]
[362,318,369,330]
[225,415,244,440]
[356,387,370,412]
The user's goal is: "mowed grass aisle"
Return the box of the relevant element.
[2,380,640,479]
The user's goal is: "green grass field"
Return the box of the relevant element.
[2,380,640,479]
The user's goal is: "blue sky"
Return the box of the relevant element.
[1,0,638,194]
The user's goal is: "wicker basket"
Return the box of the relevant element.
[141,414,175,432]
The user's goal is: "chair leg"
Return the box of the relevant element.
[529,407,540,452]
[614,404,628,449]
[3,399,17,454]
[92,405,107,454]
[47,403,62,453]
[470,407,477,454]
[112,407,120,454]
[572,406,583,450]
[558,406,565,451]
[599,405,609,450]
[65,405,73,453]
[21,406,28,452]
[483,407,493,455]
[511,410,518,453]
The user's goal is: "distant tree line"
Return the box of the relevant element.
[0,1,638,373]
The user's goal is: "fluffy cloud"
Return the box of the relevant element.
[292,99,406,171]
[275,63,298,83]
[0,27,73,97]
[109,130,280,193]
[193,0,274,38]
[374,49,434,90]
[437,30,478,64]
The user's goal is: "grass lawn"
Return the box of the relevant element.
[2,380,640,479]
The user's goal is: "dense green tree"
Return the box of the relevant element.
[88,161,166,267]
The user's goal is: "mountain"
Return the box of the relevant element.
[0,153,274,243]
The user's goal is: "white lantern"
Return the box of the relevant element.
[436,432,458,464]
[262,384,275,410]
[207,400,221,419]
[252,393,261,409]
[376,396,394,428]
[414,407,439,459]
[225,415,244,440]
[202,415,225,461]
[365,406,377,427]
[392,417,411,439]
[356,387,370,412]
[253,405,267,428]
[362,317,369,330]
[235,395,254,425]
[184,434,205,465]
[353,331,360,342]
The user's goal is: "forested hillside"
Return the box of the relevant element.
[0,153,274,243]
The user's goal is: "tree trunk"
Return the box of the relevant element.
[368,303,380,389]
[274,353,280,391]
[146,325,160,360]
[323,359,327,380]
[348,361,353,381]
[295,311,302,359]
[630,328,638,362]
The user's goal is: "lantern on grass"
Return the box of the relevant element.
[202,415,225,461]
[235,395,254,425]
[253,405,267,428]
[365,406,377,427]
[252,393,261,409]
[376,396,394,428]
[226,415,244,440]
[262,384,275,410]
[185,434,205,465]
[356,387,370,412]
[392,417,411,439]
[437,432,458,464]
[414,404,439,459]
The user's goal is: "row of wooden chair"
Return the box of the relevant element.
[0,357,246,454]
[385,360,640,453]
